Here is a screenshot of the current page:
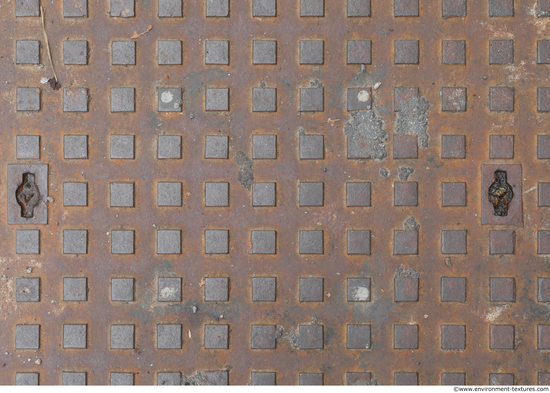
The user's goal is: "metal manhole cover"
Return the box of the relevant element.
[2,0,550,386]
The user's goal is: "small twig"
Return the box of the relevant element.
[131,25,153,39]
[319,117,340,127]
[40,6,58,85]
[531,216,543,238]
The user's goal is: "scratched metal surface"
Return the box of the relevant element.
[1,0,550,385]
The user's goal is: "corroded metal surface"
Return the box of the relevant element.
[2,0,550,386]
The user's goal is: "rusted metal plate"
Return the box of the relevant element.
[2,0,550,386]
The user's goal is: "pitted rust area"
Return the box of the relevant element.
[2,0,550,386]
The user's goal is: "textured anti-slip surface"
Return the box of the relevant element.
[2,0,550,386]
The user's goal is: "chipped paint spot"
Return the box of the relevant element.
[352,286,370,301]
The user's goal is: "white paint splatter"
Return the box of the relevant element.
[353,286,370,301]
[357,90,370,102]
[485,305,508,322]
[160,286,177,299]
[161,91,174,103]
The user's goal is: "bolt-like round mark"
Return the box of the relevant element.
[161,91,174,103]
[357,90,370,102]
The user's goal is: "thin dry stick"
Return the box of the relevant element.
[40,6,58,83]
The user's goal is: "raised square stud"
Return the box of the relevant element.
[490,230,515,254]
[253,40,277,64]
[539,135,550,158]
[490,87,514,112]
[110,88,135,112]
[252,372,276,385]
[63,277,87,301]
[490,277,515,301]
[442,373,466,385]
[442,40,466,64]
[111,230,135,254]
[158,88,182,112]
[112,41,135,65]
[158,277,182,301]
[111,373,134,385]
[394,87,418,111]
[253,0,276,16]
[111,278,134,301]
[63,88,88,112]
[347,88,372,112]
[205,277,229,301]
[16,41,39,64]
[158,373,181,385]
[442,182,466,206]
[300,277,323,302]
[395,0,419,16]
[347,230,371,255]
[300,182,324,206]
[540,373,550,385]
[205,135,228,159]
[63,0,87,17]
[490,135,514,159]
[538,278,550,302]
[63,230,87,254]
[347,40,371,64]
[205,88,229,111]
[252,183,276,206]
[300,0,324,16]
[539,89,550,112]
[63,324,87,348]
[110,325,135,349]
[205,229,229,254]
[395,373,418,385]
[110,183,134,207]
[441,325,466,350]
[539,40,550,64]
[158,324,182,349]
[300,373,323,385]
[300,135,324,159]
[205,182,229,206]
[441,230,467,254]
[157,229,181,254]
[442,277,467,302]
[299,230,324,254]
[394,40,419,64]
[346,182,371,207]
[159,0,182,16]
[158,135,181,159]
[539,231,550,254]
[158,182,182,206]
[111,0,134,16]
[300,40,324,64]
[64,135,88,159]
[394,324,418,349]
[300,88,323,112]
[205,40,229,64]
[15,325,40,349]
[490,374,514,386]
[204,371,228,385]
[395,277,418,302]
[251,230,276,254]
[490,325,514,349]
[539,325,550,349]
[206,0,229,16]
[64,183,87,206]
[16,135,40,159]
[62,372,86,385]
[110,135,134,159]
[252,88,276,112]
[15,373,39,385]
[348,0,370,16]
[251,325,276,349]
[394,182,418,206]
[16,229,39,254]
[252,277,276,301]
[442,87,466,111]
[17,88,40,111]
[16,278,40,302]
[442,0,466,17]
[489,0,513,16]
[299,325,323,349]
[490,40,514,64]
[16,0,40,16]
[204,325,229,349]
[158,40,182,65]
[347,373,371,385]
[347,325,371,349]
[394,135,418,158]
[441,135,466,158]
[394,230,418,255]
[63,40,87,65]
[347,278,371,302]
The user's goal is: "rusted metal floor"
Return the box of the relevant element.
[2,0,550,386]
